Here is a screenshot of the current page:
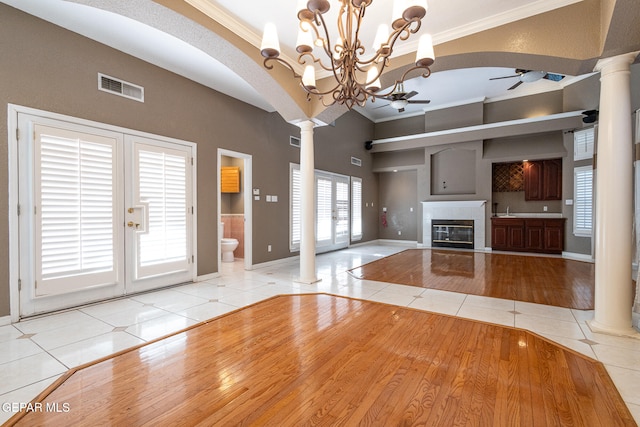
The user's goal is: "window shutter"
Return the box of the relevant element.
[574,166,593,236]
[35,125,117,293]
[574,128,595,161]
[316,177,333,242]
[290,164,301,250]
[351,177,362,240]
[137,148,187,266]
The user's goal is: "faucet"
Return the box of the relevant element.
[506,206,510,216]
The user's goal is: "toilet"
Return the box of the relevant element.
[220,223,239,262]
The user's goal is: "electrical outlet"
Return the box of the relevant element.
[398,230,402,236]
[543,206,548,212]
[267,245,272,252]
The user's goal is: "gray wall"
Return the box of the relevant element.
[0,5,377,317]
[378,171,418,241]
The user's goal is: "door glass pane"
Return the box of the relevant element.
[137,148,187,267]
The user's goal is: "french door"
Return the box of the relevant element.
[315,172,350,253]
[16,112,195,316]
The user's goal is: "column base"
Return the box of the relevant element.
[587,319,640,339]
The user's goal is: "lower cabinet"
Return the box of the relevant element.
[491,217,565,254]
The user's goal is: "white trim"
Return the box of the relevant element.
[8,105,20,322]
[251,254,300,270]
[562,252,594,262]
[0,315,10,327]
[376,239,419,247]
[197,272,222,282]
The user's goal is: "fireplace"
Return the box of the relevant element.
[422,200,486,250]
[432,220,474,249]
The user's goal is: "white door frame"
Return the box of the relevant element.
[7,104,198,321]
[217,149,253,270]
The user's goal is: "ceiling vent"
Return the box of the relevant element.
[98,73,144,102]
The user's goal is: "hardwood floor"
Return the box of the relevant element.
[7,295,634,426]
[349,249,596,309]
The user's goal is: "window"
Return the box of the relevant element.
[574,166,593,236]
[574,128,595,161]
[351,177,362,241]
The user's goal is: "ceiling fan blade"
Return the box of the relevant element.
[403,91,418,100]
[407,100,431,104]
[543,73,565,82]
[489,75,520,80]
[373,103,390,110]
[508,81,524,90]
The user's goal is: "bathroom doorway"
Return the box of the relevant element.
[217,149,252,270]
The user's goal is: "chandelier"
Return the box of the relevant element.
[260,0,435,109]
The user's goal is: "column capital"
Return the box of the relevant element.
[594,51,639,75]
[295,120,315,132]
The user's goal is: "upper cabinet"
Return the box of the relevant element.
[524,159,562,201]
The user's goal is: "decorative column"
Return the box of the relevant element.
[589,52,639,336]
[297,120,320,284]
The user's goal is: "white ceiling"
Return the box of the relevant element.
[2,0,588,122]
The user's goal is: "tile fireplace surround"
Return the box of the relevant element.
[422,200,487,250]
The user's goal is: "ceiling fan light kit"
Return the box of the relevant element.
[260,0,435,109]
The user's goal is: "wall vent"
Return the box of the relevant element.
[290,136,301,148]
[351,156,362,167]
[98,73,144,102]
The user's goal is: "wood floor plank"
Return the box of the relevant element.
[349,249,596,309]
[6,295,635,426]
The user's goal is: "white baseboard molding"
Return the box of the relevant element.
[251,254,300,270]
[375,239,419,247]
[0,315,12,327]
[197,272,221,282]
[562,252,595,262]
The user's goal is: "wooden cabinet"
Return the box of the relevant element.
[491,217,565,254]
[524,159,562,201]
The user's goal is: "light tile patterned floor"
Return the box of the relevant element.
[1,244,639,424]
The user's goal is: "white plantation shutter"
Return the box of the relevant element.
[316,176,333,243]
[34,124,117,295]
[574,128,595,161]
[290,164,301,250]
[351,177,362,240]
[335,180,350,243]
[574,166,593,236]
[136,147,188,268]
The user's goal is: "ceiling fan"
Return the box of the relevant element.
[490,69,565,90]
[374,83,431,112]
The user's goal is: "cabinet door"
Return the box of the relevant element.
[544,222,564,253]
[543,159,562,200]
[524,161,543,201]
[492,224,508,249]
[526,221,545,250]
[509,226,526,249]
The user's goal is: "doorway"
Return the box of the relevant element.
[217,149,252,270]
[315,172,350,253]
[10,106,196,318]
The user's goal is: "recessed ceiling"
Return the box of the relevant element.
[3,0,587,122]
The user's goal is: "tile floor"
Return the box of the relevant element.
[1,243,639,424]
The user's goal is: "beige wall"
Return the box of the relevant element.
[0,5,377,317]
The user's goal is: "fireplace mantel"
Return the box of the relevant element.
[422,200,487,250]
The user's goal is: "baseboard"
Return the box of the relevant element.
[251,254,300,270]
[376,239,419,247]
[562,251,594,263]
[0,315,12,327]
[197,272,221,282]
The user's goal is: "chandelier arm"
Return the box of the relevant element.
[263,57,301,79]
[312,10,338,60]
[399,64,432,83]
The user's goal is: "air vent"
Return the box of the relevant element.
[98,73,144,102]
[290,136,301,148]
[351,156,362,167]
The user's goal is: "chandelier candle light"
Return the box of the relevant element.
[260,0,435,109]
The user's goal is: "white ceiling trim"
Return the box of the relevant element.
[186,0,585,72]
